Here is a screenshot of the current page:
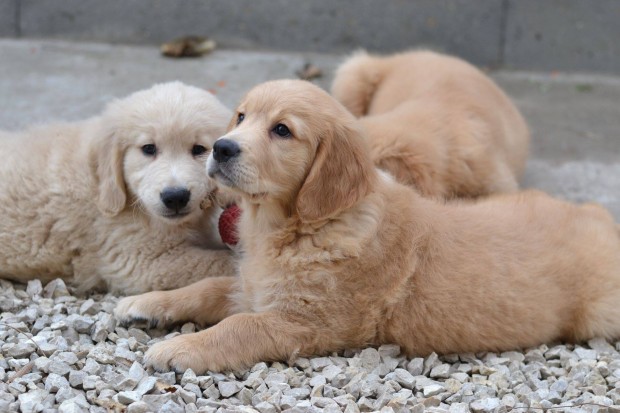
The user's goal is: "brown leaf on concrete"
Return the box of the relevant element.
[161,36,217,58]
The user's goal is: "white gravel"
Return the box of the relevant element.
[1,278,620,413]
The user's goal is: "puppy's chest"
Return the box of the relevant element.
[238,250,333,313]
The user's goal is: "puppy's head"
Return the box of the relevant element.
[94,81,231,223]
[207,79,376,222]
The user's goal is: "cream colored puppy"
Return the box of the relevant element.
[0,82,236,293]
[116,80,620,373]
[331,50,530,198]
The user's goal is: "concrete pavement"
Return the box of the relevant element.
[0,39,619,218]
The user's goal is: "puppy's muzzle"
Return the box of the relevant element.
[213,139,241,163]
[160,187,191,213]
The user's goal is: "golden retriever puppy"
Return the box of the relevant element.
[115,80,620,373]
[331,50,530,198]
[0,82,236,294]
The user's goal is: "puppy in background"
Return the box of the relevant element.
[116,80,620,373]
[331,50,530,198]
[0,82,236,294]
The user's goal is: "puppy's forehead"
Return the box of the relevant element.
[241,80,334,117]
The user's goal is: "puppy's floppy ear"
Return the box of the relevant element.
[93,130,127,216]
[296,122,375,222]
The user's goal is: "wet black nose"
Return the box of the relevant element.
[213,139,241,163]
[160,187,191,211]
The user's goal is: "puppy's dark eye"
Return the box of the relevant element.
[237,113,245,125]
[273,124,291,138]
[141,144,157,156]
[191,145,207,156]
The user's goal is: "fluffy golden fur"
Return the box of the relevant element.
[331,50,530,198]
[116,80,620,373]
[0,82,236,293]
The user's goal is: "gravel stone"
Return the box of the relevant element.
[359,348,381,370]
[134,377,157,397]
[160,399,184,413]
[449,402,469,413]
[202,383,220,399]
[68,370,87,388]
[309,375,326,387]
[218,380,243,397]
[5,341,37,358]
[48,360,72,376]
[470,397,501,412]
[78,299,98,316]
[423,384,445,397]
[321,365,342,382]
[68,315,94,334]
[81,359,100,376]
[406,358,424,376]
[45,373,71,392]
[81,375,98,390]
[126,401,150,413]
[430,363,451,379]
[87,346,114,364]
[57,351,79,365]
[114,345,137,362]
[155,371,176,385]
[127,328,150,344]
[180,369,198,386]
[58,398,89,413]
[4,278,620,412]
[265,372,288,389]
[255,401,277,413]
[357,396,376,411]
[113,374,139,391]
[142,393,173,411]
[574,347,598,360]
[18,389,48,413]
[378,344,401,359]
[116,390,141,405]
[309,357,333,371]
[26,280,43,298]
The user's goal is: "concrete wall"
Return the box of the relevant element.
[3,0,619,73]
[504,0,620,73]
[0,0,17,37]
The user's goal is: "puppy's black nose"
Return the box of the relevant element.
[160,187,191,211]
[213,139,241,163]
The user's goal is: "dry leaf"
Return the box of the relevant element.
[296,63,323,80]
[161,36,217,58]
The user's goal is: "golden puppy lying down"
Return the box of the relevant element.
[116,80,620,373]
[331,50,530,198]
[0,82,235,294]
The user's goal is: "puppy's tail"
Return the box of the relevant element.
[330,50,384,117]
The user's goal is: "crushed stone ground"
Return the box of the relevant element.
[1,278,619,413]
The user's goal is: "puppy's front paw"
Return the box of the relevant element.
[145,333,216,374]
[114,292,172,328]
